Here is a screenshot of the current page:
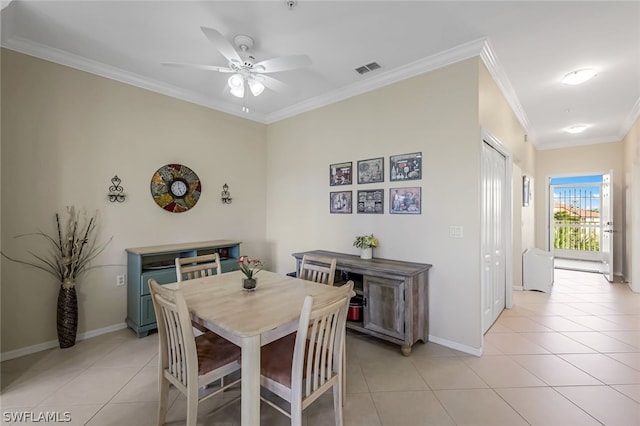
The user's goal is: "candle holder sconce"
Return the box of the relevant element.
[108,175,126,203]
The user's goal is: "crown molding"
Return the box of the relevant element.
[479,40,532,142]
[264,38,488,124]
[1,36,268,123]
[3,35,535,133]
[619,96,640,141]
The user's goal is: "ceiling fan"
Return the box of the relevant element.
[162,27,311,111]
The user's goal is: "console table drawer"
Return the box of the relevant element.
[140,268,177,296]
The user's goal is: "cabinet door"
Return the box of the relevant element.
[139,269,177,326]
[140,295,156,326]
[363,276,404,340]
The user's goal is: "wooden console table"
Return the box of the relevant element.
[292,250,431,355]
[125,240,241,337]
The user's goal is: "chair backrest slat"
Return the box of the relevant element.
[293,281,352,399]
[175,253,222,282]
[299,255,337,286]
[149,278,198,388]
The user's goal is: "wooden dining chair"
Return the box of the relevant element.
[175,253,223,335]
[149,279,241,426]
[298,254,337,285]
[175,253,222,282]
[259,280,353,426]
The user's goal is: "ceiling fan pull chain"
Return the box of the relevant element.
[242,82,250,113]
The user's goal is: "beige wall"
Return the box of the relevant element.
[478,62,533,289]
[622,115,639,290]
[1,49,268,352]
[266,59,485,351]
[534,141,625,275]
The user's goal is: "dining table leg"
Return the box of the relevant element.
[241,335,261,426]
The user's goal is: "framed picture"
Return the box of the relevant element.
[523,175,531,207]
[390,187,421,214]
[357,189,384,214]
[357,157,384,184]
[329,162,352,186]
[390,152,422,181]
[330,191,352,214]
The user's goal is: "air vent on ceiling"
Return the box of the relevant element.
[355,62,382,75]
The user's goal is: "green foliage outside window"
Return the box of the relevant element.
[553,210,600,251]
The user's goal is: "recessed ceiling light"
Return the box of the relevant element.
[566,124,588,134]
[562,69,597,85]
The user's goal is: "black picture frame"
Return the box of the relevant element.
[357,189,384,214]
[390,187,421,214]
[390,152,422,181]
[330,191,352,214]
[357,157,384,184]
[523,176,531,207]
[329,162,353,186]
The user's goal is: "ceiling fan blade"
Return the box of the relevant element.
[200,27,242,64]
[161,62,234,73]
[257,75,295,96]
[253,55,311,73]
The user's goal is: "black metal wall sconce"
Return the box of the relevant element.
[108,175,126,202]
[221,183,232,204]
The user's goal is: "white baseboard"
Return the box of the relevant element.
[1,323,128,362]
[428,334,482,357]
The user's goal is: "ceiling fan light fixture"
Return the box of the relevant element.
[230,86,244,98]
[228,73,244,89]
[228,73,245,98]
[248,79,265,96]
[566,124,588,134]
[562,68,597,85]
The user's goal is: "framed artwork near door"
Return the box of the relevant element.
[390,152,422,181]
[390,187,421,214]
[357,189,384,213]
[330,191,352,214]
[329,161,352,186]
[523,175,531,207]
[357,157,384,184]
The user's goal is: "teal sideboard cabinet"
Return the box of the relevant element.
[125,240,241,337]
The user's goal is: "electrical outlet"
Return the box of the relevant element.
[116,274,126,287]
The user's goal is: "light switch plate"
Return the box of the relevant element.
[449,226,464,238]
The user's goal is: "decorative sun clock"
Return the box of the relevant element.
[151,164,201,213]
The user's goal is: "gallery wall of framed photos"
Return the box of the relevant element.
[329,152,422,215]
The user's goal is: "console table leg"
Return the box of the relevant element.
[400,345,412,356]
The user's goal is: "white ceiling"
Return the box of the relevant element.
[2,1,639,150]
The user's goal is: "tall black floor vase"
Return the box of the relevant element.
[57,284,78,348]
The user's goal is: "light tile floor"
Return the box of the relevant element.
[1,269,639,425]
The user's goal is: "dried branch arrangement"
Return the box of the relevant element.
[2,206,112,287]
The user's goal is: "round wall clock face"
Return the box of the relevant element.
[151,164,201,213]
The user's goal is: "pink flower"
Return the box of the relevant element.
[238,256,263,279]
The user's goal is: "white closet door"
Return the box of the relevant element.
[482,141,507,333]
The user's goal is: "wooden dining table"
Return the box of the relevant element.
[165,269,345,426]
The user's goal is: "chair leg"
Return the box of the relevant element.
[157,376,169,426]
[291,399,303,426]
[342,334,346,407]
[186,386,199,426]
[333,382,343,426]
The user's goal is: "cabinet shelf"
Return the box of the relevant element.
[126,240,241,337]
